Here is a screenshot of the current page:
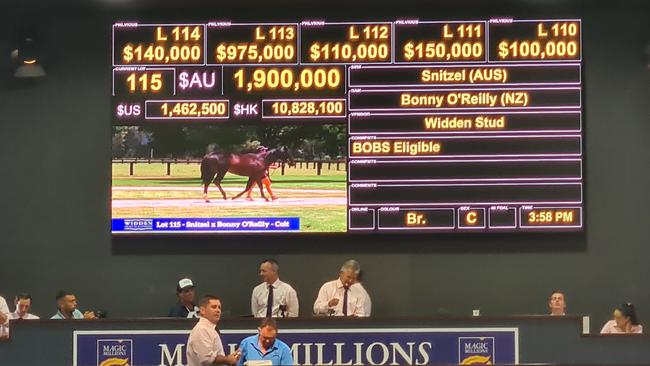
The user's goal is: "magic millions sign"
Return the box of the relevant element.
[74,327,518,365]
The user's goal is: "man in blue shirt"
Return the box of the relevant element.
[237,318,294,366]
[51,290,96,319]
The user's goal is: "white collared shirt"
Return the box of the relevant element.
[186,317,225,366]
[0,296,9,337]
[2,311,39,337]
[251,279,299,317]
[9,311,39,321]
[313,279,372,317]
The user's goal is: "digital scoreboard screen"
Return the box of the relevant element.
[111,18,583,234]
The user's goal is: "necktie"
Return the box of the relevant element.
[266,284,274,318]
[342,286,349,316]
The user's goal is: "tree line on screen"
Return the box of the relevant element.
[112,124,347,160]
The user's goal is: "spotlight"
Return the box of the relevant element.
[10,38,46,78]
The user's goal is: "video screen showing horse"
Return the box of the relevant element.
[111,124,347,233]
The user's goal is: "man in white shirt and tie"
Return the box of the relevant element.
[313,259,372,317]
[251,259,299,318]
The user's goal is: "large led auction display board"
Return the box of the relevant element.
[111,18,583,234]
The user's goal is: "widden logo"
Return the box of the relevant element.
[123,219,153,231]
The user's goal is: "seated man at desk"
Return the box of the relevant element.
[51,290,96,319]
[169,277,199,318]
[313,259,371,317]
[549,290,567,316]
[237,318,293,366]
[2,293,40,338]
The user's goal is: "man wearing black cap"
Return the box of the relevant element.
[169,277,199,318]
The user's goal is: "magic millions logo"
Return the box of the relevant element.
[97,339,132,366]
[458,337,494,365]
